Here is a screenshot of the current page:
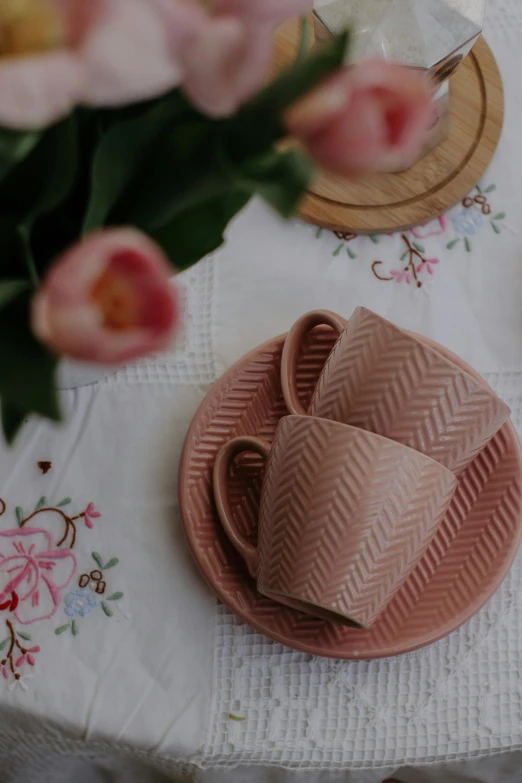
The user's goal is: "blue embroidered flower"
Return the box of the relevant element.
[64,588,97,618]
[451,208,484,236]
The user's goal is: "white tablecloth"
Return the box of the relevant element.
[1,2,522,782]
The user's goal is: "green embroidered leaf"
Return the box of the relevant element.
[17,631,31,641]
[400,251,409,261]
[57,498,72,507]
[103,558,119,570]
[2,400,27,446]
[34,496,47,512]
[491,221,501,235]
[493,213,506,221]
[315,228,323,239]
[228,714,247,722]
[15,507,24,525]
[92,552,104,569]
[296,16,310,64]
[333,243,344,257]
[55,624,70,635]
[346,247,357,260]
[71,619,79,636]
[101,601,113,617]
[107,592,124,601]
[484,184,496,193]
[0,637,10,652]
[446,239,460,249]
[413,242,425,253]
[369,235,380,245]
[465,237,472,252]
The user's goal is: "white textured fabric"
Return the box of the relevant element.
[1,2,522,783]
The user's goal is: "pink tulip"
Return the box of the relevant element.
[285,60,434,176]
[157,0,313,117]
[31,229,181,365]
[0,0,183,129]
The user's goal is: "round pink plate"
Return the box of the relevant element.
[179,327,522,659]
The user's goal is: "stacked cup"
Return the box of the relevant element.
[213,308,510,629]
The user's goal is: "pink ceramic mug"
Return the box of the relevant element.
[213,414,457,629]
[281,307,510,474]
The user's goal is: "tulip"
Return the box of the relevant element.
[285,60,434,176]
[31,229,181,365]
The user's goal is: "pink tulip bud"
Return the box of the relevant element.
[32,228,181,365]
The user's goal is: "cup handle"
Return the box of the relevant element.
[213,436,271,579]
[281,310,348,415]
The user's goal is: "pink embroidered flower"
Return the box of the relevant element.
[1,664,8,680]
[416,258,440,276]
[390,269,411,284]
[84,503,101,530]
[0,528,76,625]
[411,216,448,239]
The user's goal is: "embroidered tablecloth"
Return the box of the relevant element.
[1,2,522,782]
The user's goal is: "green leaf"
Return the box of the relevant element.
[446,238,460,249]
[0,637,10,651]
[400,251,409,261]
[55,624,70,635]
[369,235,380,245]
[491,221,501,234]
[92,552,104,569]
[315,228,323,238]
[493,213,506,221]
[1,400,27,445]
[227,148,314,219]
[71,619,79,636]
[101,601,113,617]
[333,243,344,257]
[17,631,31,641]
[484,184,496,193]
[0,294,60,428]
[0,280,30,311]
[0,128,41,182]
[103,558,119,570]
[465,237,472,252]
[228,713,247,722]
[413,242,425,253]
[83,93,191,234]
[34,496,47,512]
[15,507,24,525]
[107,592,124,601]
[346,246,357,260]
[152,189,251,271]
[234,31,350,152]
[0,116,77,222]
[57,498,72,507]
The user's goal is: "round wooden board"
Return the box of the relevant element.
[273,21,504,234]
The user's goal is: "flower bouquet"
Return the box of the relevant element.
[0,0,432,443]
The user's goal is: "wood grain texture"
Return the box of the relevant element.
[272,20,504,233]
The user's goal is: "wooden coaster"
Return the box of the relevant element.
[273,22,504,234]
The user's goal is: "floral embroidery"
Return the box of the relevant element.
[0,492,126,691]
[56,552,123,636]
[314,182,505,285]
[64,588,97,618]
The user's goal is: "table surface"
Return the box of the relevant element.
[2,3,522,783]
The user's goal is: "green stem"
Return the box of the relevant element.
[296,17,310,64]
[17,225,38,287]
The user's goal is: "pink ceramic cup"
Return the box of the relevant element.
[281,308,510,474]
[213,414,457,629]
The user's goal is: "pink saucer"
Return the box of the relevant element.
[179,327,522,659]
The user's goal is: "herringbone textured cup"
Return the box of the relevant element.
[282,308,510,474]
[214,415,457,629]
